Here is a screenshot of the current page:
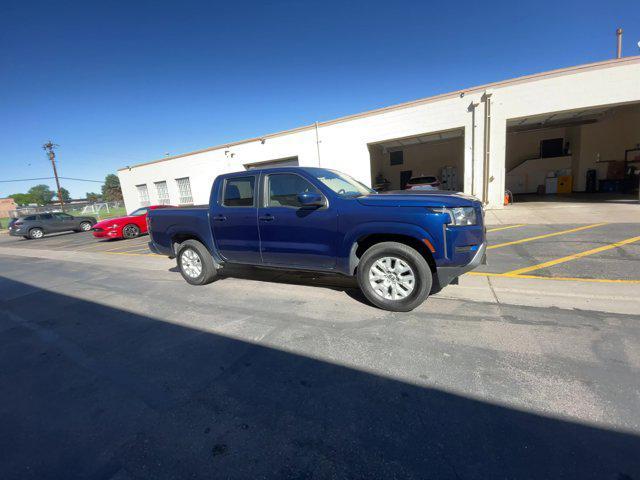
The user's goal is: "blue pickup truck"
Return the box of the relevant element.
[148,167,486,311]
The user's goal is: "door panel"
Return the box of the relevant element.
[259,173,337,268]
[212,176,261,264]
[39,213,59,232]
[52,213,75,231]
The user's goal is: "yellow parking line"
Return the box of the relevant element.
[502,235,640,275]
[115,246,152,253]
[101,242,149,252]
[73,241,115,251]
[467,271,640,284]
[104,251,161,257]
[488,223,607,250]
[486,224,526,233]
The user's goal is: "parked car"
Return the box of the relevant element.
[92,205,173,240]
[9,212,97,239]
[148,167,485,312]
[405,175,441,190]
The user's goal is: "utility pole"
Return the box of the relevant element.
[43,141,65,210]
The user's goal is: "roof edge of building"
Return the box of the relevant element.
[119,55,640,172]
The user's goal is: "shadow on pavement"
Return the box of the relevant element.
[0,277,638,479]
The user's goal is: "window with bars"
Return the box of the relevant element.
[154,181,170,205]
[136,184,150,207]
[175,177,193,204]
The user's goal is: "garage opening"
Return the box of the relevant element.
[244,156,299,170]
[505,103,640,202]
[368,128,464,192]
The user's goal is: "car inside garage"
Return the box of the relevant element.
[368,128,464,192]
[505,102,640,202]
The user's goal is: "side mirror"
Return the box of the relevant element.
[297,192,325,207]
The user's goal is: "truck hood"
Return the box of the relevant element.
[356,190,480,208]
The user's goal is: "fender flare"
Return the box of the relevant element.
[342,222,438,274]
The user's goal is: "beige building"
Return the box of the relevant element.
[119,56,640,210]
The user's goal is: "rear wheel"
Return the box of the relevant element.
[79,221,92,232]
[122,224,140,239]
[357,242,432,312]
[177,239,217,285]
[28,228,44,239]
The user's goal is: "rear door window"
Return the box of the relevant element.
[39,213,53,220]
[223,177,255,207]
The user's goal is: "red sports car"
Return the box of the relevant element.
[92,205,173,240]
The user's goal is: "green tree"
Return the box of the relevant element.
[9,193,34,206]
[55,187,72,202]
[27,184,55,205]
[101,174,123,202]
[86,192,101,202]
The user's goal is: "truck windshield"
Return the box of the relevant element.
[313,170,374,198]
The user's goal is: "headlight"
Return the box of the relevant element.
[448,207,477,226]
[108,224,119,229]
[430,207,477,226]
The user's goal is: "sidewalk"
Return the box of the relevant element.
[485,199,639,225]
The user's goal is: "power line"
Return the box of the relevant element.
[0,176,103,183]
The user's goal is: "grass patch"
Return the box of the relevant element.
[67,206,128,220]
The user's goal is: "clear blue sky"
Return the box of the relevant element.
[1,0,638,198]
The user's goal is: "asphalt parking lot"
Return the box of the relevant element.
[0,224,639,479]
[2,221,639,284]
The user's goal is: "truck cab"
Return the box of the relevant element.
[148,167,486,311]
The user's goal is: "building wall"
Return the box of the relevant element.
[0,198,17,218]
[118,57,640,211]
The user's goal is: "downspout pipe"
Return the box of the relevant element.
[482,92,492,205]
[468,100,480,197]
[315,121,321,166]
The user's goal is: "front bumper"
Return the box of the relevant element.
[435,242,486,290]
[92,228,121,239]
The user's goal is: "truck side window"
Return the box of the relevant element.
[267,173,322,208]
[223,177,255,207]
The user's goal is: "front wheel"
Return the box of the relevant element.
[177,239,217,285]
[357,242,432,312]
[122,224,140,239]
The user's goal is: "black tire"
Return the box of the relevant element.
[79,221,93,232]
[122,224,140,239]
[28,227,45,240]
[176,239,217,285]
[357,241,432,312]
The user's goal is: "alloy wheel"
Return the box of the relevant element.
[181,248,202,278]
[368,256,415,300]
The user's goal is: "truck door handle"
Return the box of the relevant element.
[212,215,227,222]
[259,214,275,222]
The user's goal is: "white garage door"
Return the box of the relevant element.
[245,157,299,170]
